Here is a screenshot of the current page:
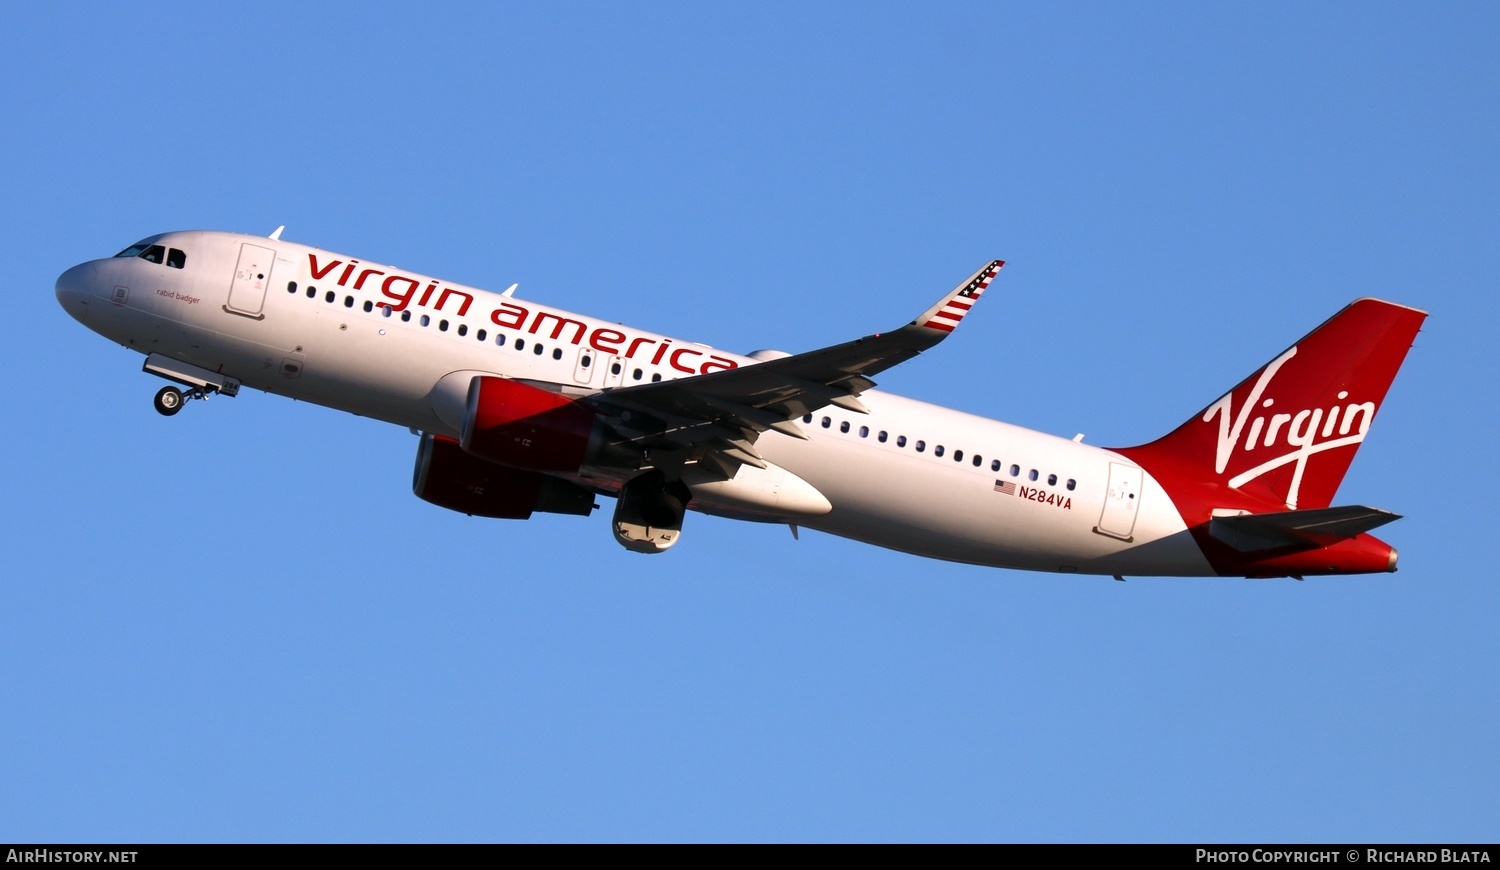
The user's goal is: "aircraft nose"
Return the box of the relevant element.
[55,261,99,315]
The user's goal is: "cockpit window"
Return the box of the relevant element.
[113,241,186,268]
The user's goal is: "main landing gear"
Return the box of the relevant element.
[143,353,241,418]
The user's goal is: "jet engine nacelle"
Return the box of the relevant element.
[461,376,600,472]
[612,470,691,554]
[414,432,595,519]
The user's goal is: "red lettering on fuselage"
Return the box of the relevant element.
[305,251,740,376]
[490,301,527,330]
[669,347,703,373]
[381,275,420,311]
[353,268,385,290]
[625,336,657,359]
[531,311,587,344]
[435,288,473,316]
[308,254,341,280]
[590,328,625,354]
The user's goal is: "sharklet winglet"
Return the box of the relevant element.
[912,260,1003,336]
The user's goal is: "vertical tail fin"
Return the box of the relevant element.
[1122,299,1426,510]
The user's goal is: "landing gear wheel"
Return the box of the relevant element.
[153,386,184,416]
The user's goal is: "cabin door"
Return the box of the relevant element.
[1095,462,1143,541]
[225,243,276,319]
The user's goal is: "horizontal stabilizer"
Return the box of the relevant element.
[1209,505,1401,552]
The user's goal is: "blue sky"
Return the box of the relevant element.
[2,2,1496,842]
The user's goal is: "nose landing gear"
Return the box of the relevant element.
[153,386,184,416]
[143,353,241,418]
[152,384,222,416]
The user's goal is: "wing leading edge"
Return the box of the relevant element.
[582,260,1004,475]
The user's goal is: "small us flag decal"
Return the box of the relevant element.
[994,480,1016,495]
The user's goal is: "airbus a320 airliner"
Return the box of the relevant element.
[56,229,1425,578]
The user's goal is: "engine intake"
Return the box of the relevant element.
[612,470,691,554]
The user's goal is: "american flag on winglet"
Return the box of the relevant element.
[923,260,1003,332]
[994,480,1016,495]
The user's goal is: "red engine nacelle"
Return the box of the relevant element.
[460,376,600,472]
[413,433,595,519]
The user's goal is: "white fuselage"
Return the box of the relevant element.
[56,230,1213,575]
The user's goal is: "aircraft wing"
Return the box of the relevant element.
[582,260,1003,473]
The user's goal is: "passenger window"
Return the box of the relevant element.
[991,459,1000,472]
[307,287,316,299]
[1029,469,1039,481]
[878,431,888,442]
[515,339,525,351]
[954,450,963,462]
[632,368,643,380]
[166,248,186,269]
[934,445,944,457]
[381,305,392,318]
[1066,479,1076,491]
[581,354,591,367]
[803,415,813,424]
[973,455,982,467]
[611,362,622,375]
[401,310,412,322]
[552,348,562,360]
[821,417,831,428]
[439,320,449,331]
[458,324,467,336]
[363,300,374,313]
[477,329,486,341]
[859,426,869,438]
[1047,473,1057,486]
[325,291,336,303]
[840,421,850,433]
[651,373,662,382]
[421,315,431,327]
[916,441,926,453]
[533,343,543,355]
[344,296,354,308]
[287,281,298,294]
[140,245,166,264]
[897,435,907,447]
[1010,464,1020,477]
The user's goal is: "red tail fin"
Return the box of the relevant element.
[1121,299,1426,510]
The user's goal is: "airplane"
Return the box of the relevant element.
[55,229,1426,579]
